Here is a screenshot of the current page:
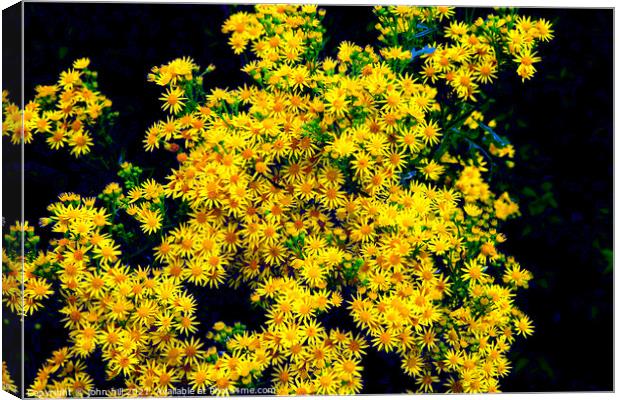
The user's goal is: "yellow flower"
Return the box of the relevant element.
[73,58,91,69]
[159,86,187,115]
[68,130,93,157]
[514,315,534,337]
[58,69,82,89]
[137,208,163,235]
[461,259,488,283]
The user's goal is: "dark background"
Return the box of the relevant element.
[7,3,613,393]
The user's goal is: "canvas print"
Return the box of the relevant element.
[1,3,613,397]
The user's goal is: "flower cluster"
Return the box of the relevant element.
[143,57,215,152]
[2,361,17,394]
[2,221,54,316]
[241,277,367,394]
[221,5,325,62]
[4,192,265,397]
[138,4,544,393]
[1,58,114,156]
[25,194,198,396]
[2,5,552,396]
[27,348,94,398]
[117,162,166,235]
[374,6,553,100]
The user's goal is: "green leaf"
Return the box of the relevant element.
[515,357,529,372]
[537,278,548,289]
[58,46,68,60]
[537,357,554,379]
[602,249,613,274]
[522,186,536,198]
